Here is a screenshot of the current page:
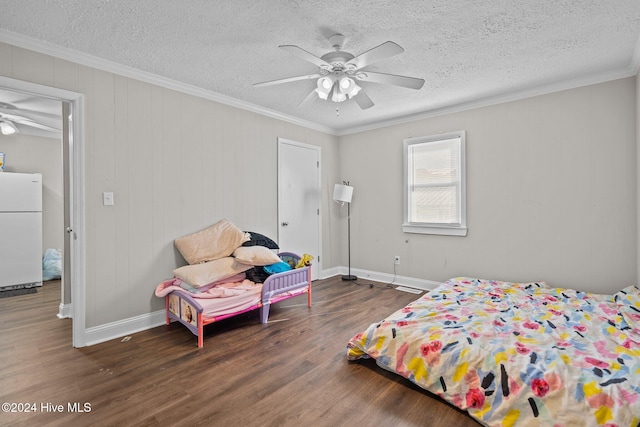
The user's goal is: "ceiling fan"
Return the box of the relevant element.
[254,34,425,110]
[0,101,61,137]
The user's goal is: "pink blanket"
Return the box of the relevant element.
[155,273,260,299]
[155,274,264,320]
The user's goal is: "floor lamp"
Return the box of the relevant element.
[333,182,356,281]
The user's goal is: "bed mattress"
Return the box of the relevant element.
[347,277,640,426]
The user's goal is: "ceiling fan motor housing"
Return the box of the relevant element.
[320,50,356,73]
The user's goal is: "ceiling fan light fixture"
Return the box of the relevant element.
[315,75,362,103]
[330,90,347,103]
[315,76,335,100]
[0,120,18,135]
[339,76,353,90]
[315,88,328,100]
[339,77,361,98]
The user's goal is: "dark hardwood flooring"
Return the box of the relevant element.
[0,277,481,427]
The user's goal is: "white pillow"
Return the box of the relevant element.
[173,257,252,287]
[232,246,281,266]
[174,219,250,265]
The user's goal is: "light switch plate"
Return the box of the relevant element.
[103,191,114,206]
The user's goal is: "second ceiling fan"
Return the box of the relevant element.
[0,102,61,137]
[254,34,425,110]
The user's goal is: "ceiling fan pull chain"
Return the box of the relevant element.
[336,107,339,116]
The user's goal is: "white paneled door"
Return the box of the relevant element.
[277,138,321,280]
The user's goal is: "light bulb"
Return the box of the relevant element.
[340,77,352,89]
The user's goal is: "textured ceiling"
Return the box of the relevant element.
[1,0,640,134]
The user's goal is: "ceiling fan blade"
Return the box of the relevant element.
[279,45,331,69]
[298,89,318,107]
[10,117,60,132]
[356,71,425,90]
[346,41,404,70]
[253,73,323,88]
[0,106,60,123]
[0,110,62,133]
[352,90,374,110]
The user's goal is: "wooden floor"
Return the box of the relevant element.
[0,277,481,427]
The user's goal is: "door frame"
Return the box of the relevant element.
[0,76,86,347]
[277,137,322,279]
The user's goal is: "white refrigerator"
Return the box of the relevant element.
[0,172,43,290]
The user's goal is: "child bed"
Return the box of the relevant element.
[155,219,313,348]
[346,277,640,426]
[156,252,311,348]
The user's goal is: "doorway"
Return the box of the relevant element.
[0,76,85,347]
[277,138,321,279]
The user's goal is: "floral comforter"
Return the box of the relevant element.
[346,277,640,426]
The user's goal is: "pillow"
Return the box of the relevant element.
[242,231,279,250]
[244,266,270,284]
[173,257,252,287]
[174,219,250,265]
[263,261,292,275]
[177,272,247,293]
[233,246,281,266]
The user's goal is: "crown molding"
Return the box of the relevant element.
[0,29,337,136]
[338,33,640,136]
[336,66,638,136]
[2,29,638,138]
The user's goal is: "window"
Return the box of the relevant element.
[403,131,467,236]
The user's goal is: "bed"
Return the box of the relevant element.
[346,277,640,426]
[156,252,311,348]
[155,219,313,347]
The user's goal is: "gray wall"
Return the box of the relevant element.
[637,72,640,284]
[339,78,637,293]
[0,42,340,328]
[0,132,64,258]
[1,40,638,335]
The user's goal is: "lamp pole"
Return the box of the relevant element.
[343,190,356,281]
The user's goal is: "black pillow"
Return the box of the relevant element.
[242,231,279,250]
[244,266,271,283]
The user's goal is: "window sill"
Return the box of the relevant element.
[402,224,468,236]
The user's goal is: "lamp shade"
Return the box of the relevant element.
[333,183,353,203]
[338,77,361,98]
[315,76,335,100]
[315,75,361,103]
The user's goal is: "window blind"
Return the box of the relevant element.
[408,136,461,225]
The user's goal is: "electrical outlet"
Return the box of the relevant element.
[394,255,400,265]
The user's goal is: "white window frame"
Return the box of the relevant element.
[403,131,467,236]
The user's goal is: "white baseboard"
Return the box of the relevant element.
[325,266,441,291]
[78,266,438,346]
[57,303,72,319]
[319,266,341,279]
[83,310,166,347]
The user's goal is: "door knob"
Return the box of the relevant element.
[281,221,289,227]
